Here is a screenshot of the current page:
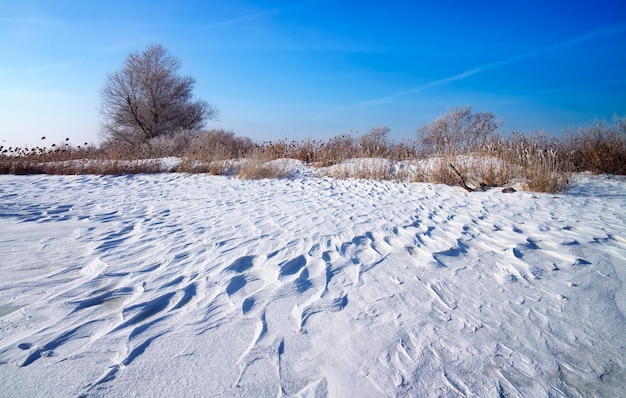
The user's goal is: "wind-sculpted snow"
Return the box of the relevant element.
[0,173,625,397]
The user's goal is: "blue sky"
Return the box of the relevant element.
[1,0,625,148]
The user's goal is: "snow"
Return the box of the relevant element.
[1,172,625,397]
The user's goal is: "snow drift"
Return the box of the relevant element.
[0,173,625,397]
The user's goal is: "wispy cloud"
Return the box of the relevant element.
[0,5,287,30]
[350,96,395,108]
[0,17,157,27]
[4,5,292,75]
[196,7,285,31]
[0,17,60,24]
[343,22,626,110]
[26,60,74,75]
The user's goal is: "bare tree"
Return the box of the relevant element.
[99,43,219,149]
[359,126,390,157]
[418,106,500,155]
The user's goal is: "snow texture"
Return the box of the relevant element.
[0,173,625,397]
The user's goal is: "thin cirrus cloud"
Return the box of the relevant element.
[195,6,287,31]
[0,3,287,30]
[0,16,248,30]
[26,60,74,75]
[0,17,164,27]
[8,7,287,77]
[345,22,626,111]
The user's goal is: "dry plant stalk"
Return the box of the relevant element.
[3,111,625,194]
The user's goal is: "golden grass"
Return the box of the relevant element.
[2,116,624,194]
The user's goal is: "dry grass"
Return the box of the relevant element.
[426,156,459,186]
[319,159,395,180]
[237,148,290,180]
[562,118,626,175]
[0,140,164,175]
[504,134,569,193]
[177,158,234,175]
[0,157,164,175]
[2,112,624,193]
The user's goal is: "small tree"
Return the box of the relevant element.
[99,43,219,150]
[418,106,500,155]
[359,126,390,157]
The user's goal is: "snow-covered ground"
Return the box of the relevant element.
[1,172,625,397]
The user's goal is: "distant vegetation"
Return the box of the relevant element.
[1,44,625,193]
[2,106,625,193]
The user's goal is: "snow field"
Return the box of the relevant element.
[0,173,625,397]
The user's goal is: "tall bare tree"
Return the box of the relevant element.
[99,44,219,148]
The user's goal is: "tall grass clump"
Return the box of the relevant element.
[179,129,253,173]
[312,134,356,166]
[502,133,569,192]
[563,117,626,175]
[237,146,291,180]
[2,108,623,193]
[0,137,169,175]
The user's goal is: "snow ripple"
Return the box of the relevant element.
[0,173,625,397]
